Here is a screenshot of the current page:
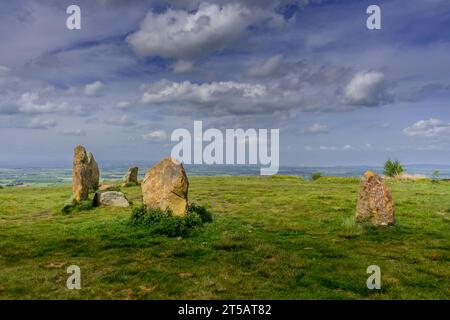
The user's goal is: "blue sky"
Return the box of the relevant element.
[1,0,450,166]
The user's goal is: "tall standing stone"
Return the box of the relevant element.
[72,145,100,202]
[72,145,90,202]
[356,171,395,226]
[141,157,189,216]
[123,167,139,185]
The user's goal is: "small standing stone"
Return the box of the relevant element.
[356,171,395,226]
[123,167,139,185]
[141,157,189,216]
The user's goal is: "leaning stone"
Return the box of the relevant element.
[93,191,129,208]
[141,157,188,216]
[356,171,395,226]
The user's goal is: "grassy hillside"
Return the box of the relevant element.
[0,176,448,299]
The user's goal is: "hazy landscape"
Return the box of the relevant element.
[2,164,450,187]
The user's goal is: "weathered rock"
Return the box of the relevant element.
[86,152,99,191]
[356,171,395,226]
[123,167,139,185]
[72,145,90,202]
[141,157,189,216]
[93,191,129,207]
[72,145,100,202]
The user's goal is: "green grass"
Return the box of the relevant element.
[0,176,448,299]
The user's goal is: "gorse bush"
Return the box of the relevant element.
[383,159,404,177]
[311,171,322,181]
[432,170,440,184]
[129,204,212,237]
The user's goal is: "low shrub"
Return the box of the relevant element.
[129,206,171,225]
[383,159,404,177]
[431,170,440,184]
[311,171,322,181]
[188,203,213,223]
[129,204,212,237]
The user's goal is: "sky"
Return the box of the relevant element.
[0,0,450,167]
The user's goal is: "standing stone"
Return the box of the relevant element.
[86,152,99,191]
[123,167,139,185]
[356,171,395,226]
[72,145,90,202]
[141,157,189,216]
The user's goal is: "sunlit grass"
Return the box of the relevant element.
[0,176,448,299]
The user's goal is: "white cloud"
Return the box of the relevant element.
[303,123,329,134]
[344,71,393,106]
[126,3,283,62]
[105,114,136,126]
[18,92,66,114]
[319,146,337,151]
[117,101,131,108]
[171,60,194,73]
[141,80,266,105]
[60,129,86,136]
[142,130,168,142]
[137,63,394,118]
[343,144,353,150]
[26,117,57,129]
[0,65,9,75]
[0,65,16,87]
[248,54,284,78]
[84,80,104,97]
[305,144,354,151]
[403,118,450,138]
